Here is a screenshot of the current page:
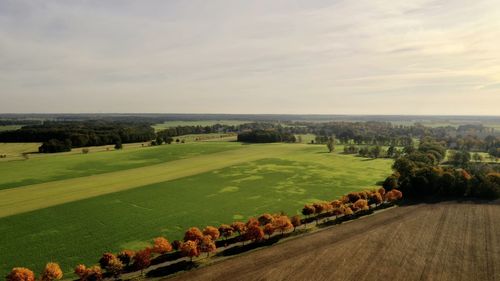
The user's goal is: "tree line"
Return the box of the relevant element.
[237,129,296,143]
[5,188,402,281]
[386,140,500,199]
[0,121,155,153]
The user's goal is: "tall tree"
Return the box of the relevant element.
[326,137,335,153]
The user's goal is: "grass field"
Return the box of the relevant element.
[170,201,500,281]
[152,120,252,131]
[0,142,391,277]
[0,142,241,190]
[0,125,22,132]
[0,142,40,159]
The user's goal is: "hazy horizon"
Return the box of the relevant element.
[1,0,499,114]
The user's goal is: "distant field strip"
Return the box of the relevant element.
[0,144,305,218]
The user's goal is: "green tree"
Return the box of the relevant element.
[326,137,335,153]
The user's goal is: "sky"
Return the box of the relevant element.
[0,0,499,115]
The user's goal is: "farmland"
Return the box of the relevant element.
[168,201,500,281]
[0,141,392,277]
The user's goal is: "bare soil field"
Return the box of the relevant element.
[167,201,500,281]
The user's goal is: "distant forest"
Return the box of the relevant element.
[0,121,155,152]
[0,115,499,156]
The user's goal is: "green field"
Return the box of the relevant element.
[0,142,241,190]
[0,125,22,132]
[152,120,252,131]
[0,142,392,277]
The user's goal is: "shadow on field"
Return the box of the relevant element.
[151,251,183,266]
[146,260,197,278]
[217,236,283,257]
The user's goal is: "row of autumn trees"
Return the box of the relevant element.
[6,188,403,281]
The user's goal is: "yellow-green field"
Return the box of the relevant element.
[0,125,22,132]
[0,141,392,277]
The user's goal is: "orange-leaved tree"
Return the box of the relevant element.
[353,199,369,212]
[263,223,275,238]
[378,187,386,197]
[152,237,173,254]
[385,189,403,202]
[291,215,301,231]
[347,192,361,203]
[330,200,342,208]
[312,203,325,224]
[332,207,343,219]
[184,227,204,242]
[106,256,124,280]
[199,235,217,257]
[117,250,135,267]
[231,222,246,236]
[369,191,383,206]
[245,224,264,242]
[6,268,35,281]
[41,263,63,281]
[171,240,182,251]
[86,266,103,281]
[74,265,87,280]
[180,240,199,261]
[301,205,315,218]
[98,253,115,269]
[75,266,102,281]
[133,248,151,275]
[218,224,234,241]
[258,213,274,226]
[203,226,220,241]
[273,215,293,235]
[341,204,354,216]
[245,217,260,228]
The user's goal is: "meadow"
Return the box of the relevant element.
[0,125,22,132]
[0,142,241,190]
[0,141,392,277]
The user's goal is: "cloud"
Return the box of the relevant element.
[0,0,499,114]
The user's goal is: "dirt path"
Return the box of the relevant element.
[166,202,500,281]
